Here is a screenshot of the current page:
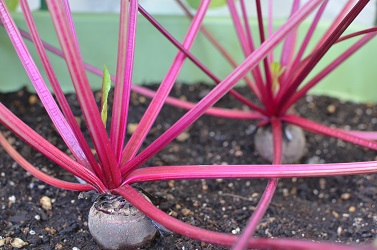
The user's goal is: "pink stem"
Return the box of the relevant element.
[120,0,211,165]
[336,27,377,43]
[11,26,259,120]
[62,0,80,53]
[115,185,359,250]
[280,32,376,114]
[131,83,266,119]
[46,0,120,188]
[255,0,274,113]
[233,179,279,250]
[0,132,93,192]
[227,0,266,102]
[315,0,356,50]
[0,103,106,192]
[343,130,377,140]
[288,1,329,77]
[227,0,251,55]
[276,0,369,111]
[119,0,325,177]
[123,161,377,184]
[280,0,300,69]
[268,0,274,63]
[19,0,103,179]
[175,0,262,100]
[0,0,93,171]
[110,0,138,162]
[240,0,255,52]
[283,114,377,151]
[138,4,263,112]
[233,119,282,249]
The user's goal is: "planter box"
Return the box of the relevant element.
[1,11,377,103]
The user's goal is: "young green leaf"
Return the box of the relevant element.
[101,65,111,128]
[270,62,285,92]
[185,0,227,9]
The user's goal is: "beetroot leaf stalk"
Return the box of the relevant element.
[46,0,121,188]
[1,0,377,249]
[120,0,211,164]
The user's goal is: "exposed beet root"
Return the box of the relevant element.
[254,124,306,164]
[88,194,157,250]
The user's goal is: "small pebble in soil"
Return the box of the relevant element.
[181,208,191,216]
[8,195,16,204]
[10,238,28,248]
[176,131,190,142]
[127,123,138,134]
[337,226,343,236]
[39,196,52,210]
[341,193,351,200]
[332,211,339,218]
[169,211,178,217]
[28,95,38,105]
[327,104,336,113]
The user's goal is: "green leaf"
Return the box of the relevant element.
[100,65,111,128]
[270,62,284,78]
[185,0,227,9]
[270,62,285,92]
[5,0,19,12]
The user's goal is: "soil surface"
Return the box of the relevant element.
[0,84,377,250]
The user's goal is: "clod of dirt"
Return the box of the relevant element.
[88,194,157,250]
[254,124,306,163]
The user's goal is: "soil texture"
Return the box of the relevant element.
[0,84,377,249]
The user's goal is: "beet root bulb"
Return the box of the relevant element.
[254,124,306,164]
[88,194,157,250]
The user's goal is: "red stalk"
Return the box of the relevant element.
[240,0,255,52]
[115,185,358,250]
[137,5,263,113]
[0,103,106,192]
[19,0,103,180]
[255,0,275,113]
[280,0,300,69]
[280,32,376,115]
[343,130,377,140]
[227,0,251,55]
[233,119,282,249]
[46,0,121,188]
[10,26,259,120]
[0,132,92,192]
[276,0,369,111]
[110,0,138,163]
[288,1,329,77]
[314,0,356,50]
[283,115,377,151]
[0,0,96,176]
[267,0,274,63]
[120,0,211,165]
[227,0,267,103]
[336,27,377,43]
[123,161,377,184]
[279,0,329,99]
[175,0,262,100]
[120,0,324,177]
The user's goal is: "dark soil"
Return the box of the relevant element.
[0,84,377,250]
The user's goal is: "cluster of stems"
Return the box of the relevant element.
[0,0,377,249]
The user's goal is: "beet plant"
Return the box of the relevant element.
[1,0,377,249]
